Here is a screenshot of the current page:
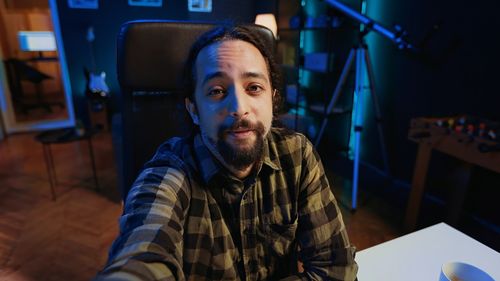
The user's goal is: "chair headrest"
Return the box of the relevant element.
[117,20,275,93]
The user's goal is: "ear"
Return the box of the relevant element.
[272,89,279,113]
[185,98,199,125]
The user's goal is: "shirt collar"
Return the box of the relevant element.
[261,130,281,171]
[193,129,282,185]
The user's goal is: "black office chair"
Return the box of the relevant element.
[116,20,275,198]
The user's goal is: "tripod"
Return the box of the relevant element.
[314,42,390,210]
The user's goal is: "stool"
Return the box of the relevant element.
[35,128,99,200]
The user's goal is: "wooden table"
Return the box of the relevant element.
[356,222,500,281]
[405,118,500,231]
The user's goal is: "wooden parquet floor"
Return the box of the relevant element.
[0,130,402,280]
[0,132,122,281]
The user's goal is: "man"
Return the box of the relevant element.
[97,24,357,280]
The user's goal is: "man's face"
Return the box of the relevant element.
[186,39,274,169]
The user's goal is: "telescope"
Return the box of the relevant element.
[315,0,416,210]
[324,0,414,50]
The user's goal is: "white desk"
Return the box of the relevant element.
[356,223,500,281]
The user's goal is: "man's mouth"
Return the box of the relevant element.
[219,119,262,142]
[228,129,254,139]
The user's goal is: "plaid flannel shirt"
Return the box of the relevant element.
[97,128,357,280]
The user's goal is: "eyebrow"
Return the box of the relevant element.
[201,71,269,86]
[201,71,226,86]
[241,71,268,81]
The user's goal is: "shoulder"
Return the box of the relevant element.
[140,135,198,176]
[146,137,187,162]
[269,127,313,155]
[265,127,316,174]
[126,136,194,208]
[126,161,192,218]
[128,164,190,202]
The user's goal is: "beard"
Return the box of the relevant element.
[215,119,266,170]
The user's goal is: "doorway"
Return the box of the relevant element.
[0,0,75,133]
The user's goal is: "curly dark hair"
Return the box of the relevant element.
[182,24,283,115]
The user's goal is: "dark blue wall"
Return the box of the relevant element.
[362,0,500,181]
[54,0,258,123]
[358,0,500,237]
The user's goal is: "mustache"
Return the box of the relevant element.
[217,119,265,137]
[225,119,254,131]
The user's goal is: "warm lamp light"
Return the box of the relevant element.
[255,13,277,38]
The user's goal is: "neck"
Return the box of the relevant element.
[201,133,254,179]
[231,165,254,179]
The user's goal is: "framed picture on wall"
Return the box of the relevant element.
[67,0,98,9]
[128,0,162,7]
[188,0,212,12]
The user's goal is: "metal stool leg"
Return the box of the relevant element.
[87,137,99,190]
[47,144,58,186]
[42,144,57,200]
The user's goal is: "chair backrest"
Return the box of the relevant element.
[116,20,275,198]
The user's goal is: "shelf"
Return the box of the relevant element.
[309,103,352,115]
[278,26,354,32]
[277,0,360,152]
[284,102,351,116]
[281,64,331,74]
[279,27,332,32]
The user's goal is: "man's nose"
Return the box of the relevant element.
[227,87,249,118]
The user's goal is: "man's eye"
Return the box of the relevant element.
[247,84,263,94]
[208,88,226,97]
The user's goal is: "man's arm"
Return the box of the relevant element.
[284,137,358,281]
[95,166,190,281]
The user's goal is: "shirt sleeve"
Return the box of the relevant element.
[95,165,191,281]
[285,137,358,281]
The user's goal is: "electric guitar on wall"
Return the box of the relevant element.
[84,26,109,101]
